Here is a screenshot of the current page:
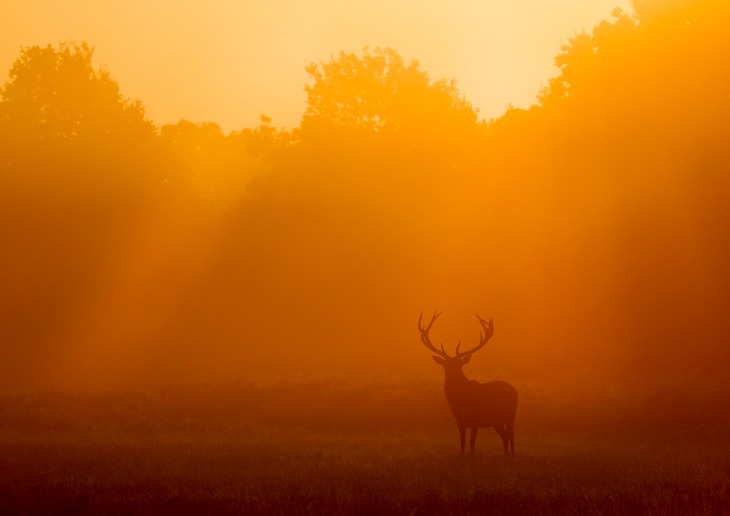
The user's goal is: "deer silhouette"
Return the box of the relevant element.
[419,312,518,456]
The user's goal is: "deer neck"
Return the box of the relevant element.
[443,369,471,412]
[443,369,469,389]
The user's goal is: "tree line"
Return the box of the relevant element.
[1,0,728,389]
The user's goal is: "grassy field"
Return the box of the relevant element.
[1,426,729,515]
[1,377,729,514]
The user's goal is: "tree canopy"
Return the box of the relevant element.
[1,42,151,144]
[0,42,159,195]
[303,47,477,137]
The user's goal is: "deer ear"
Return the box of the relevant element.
[460,355,471,365]
[432,355,445,365]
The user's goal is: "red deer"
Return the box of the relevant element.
[418,311,518,456]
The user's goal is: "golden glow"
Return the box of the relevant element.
[0,0,630,130]
[1,0,729,391]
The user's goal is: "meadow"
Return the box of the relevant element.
[1,427,729,514]
[1,376,729,514]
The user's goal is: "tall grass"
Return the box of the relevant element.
[1,374,729,514]
[0,428,728,514]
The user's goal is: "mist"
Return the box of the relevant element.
[1,2,729,392]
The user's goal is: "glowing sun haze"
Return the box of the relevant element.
[1,0,630,132]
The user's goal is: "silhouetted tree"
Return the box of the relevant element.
[0,41,159,194]
[301,47,479,172]
[0,42,166,388]
[304,47,476,134]
[529,0,730,371]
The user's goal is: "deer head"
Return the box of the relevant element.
[418,311,494,379]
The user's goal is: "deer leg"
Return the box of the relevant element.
[494,424,508,456]
[469,427,478,456]
[459,427,466,455]
[507,423,515,457]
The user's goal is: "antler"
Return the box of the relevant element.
[418,311,448,357]
[454,313,494,358]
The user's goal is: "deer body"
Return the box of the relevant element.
[420,312,518,456]
[444,378,518,429]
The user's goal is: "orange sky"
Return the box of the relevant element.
[1,1,631,132]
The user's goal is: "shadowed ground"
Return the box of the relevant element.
[1,376,729,514]
[1,427,728,515]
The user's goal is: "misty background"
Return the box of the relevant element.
[1,0,729,392]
